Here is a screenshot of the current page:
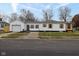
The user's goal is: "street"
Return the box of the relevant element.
[0,39,79,56]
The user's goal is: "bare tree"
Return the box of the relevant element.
[2,15,10,23]
[19,9,27,23]
[26,10,35,22]
[19,9,35,22]
[43,8,53,22]
[20,9,27,17]
[10,13,18,22]
[59,6,71,22]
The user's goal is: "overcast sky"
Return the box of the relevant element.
[0,3,79,21]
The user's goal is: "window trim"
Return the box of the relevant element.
[36,25,39,29]
[30,25,34,29]
[60,23,64,28]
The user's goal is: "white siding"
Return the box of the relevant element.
[10,21,66,32]
[26,23,66,31]
[10,20,26,32]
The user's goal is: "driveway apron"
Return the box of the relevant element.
[19,32,39,39]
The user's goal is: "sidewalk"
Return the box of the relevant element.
[19,32,40,39]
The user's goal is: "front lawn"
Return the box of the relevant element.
[39,32,79,39]
[1,32,29,38]
[0,31,7,34]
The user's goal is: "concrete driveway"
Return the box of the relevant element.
[19,32,39,39]
[0,39,79,56]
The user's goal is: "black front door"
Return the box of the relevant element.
[27,25,30,31]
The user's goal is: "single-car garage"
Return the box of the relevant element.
[10,20,26,32]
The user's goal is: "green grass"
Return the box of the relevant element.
[39,32,79,39]
[1,32,29,38]
[39,32,79,36]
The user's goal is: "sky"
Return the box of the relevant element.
[0,3,79,21]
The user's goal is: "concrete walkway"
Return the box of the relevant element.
[19,32,40,39]
[0,32,15,38]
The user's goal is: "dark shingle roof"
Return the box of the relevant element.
[26,20,66,23]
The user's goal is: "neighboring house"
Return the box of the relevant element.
[0,18,10,32]
[0,18,6,31]
[3,22,10,32]
[10,19,72,32]
[0,21,4,31]
[2,16,10,32]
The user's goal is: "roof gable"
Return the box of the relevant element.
[10,20,25,24]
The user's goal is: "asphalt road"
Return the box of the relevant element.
[0,39,79,56]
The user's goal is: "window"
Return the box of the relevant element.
[30,25,34,28]
[36,25,39,28]
[43,24,46,27]
[49,24,52,28]
[60,24,64,28]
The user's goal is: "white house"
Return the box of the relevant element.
[9,20,72,32]
[26,21,67,32]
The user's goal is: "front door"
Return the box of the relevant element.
[27,25,30,31]
[66,23,72,31]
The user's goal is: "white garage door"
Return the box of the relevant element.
[12,25,21,32]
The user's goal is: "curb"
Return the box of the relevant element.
[0,38,79,41]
